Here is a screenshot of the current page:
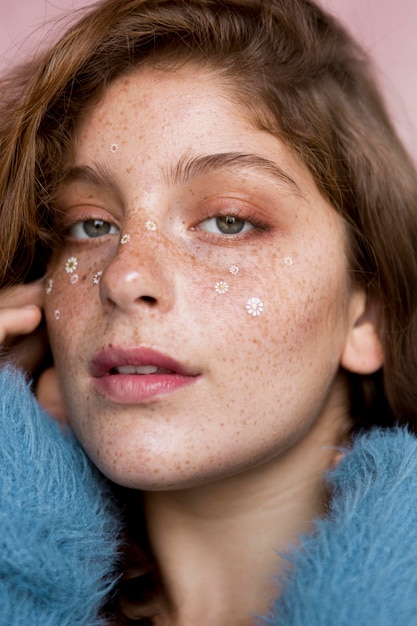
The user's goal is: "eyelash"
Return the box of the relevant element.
[57,211,120,243]
[68,219,120,240]
[59,209,268,243]
[193,211,268,240]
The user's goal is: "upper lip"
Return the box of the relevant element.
[90,346,200,378]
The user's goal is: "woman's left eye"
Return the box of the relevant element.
[68,219,120,239]
[198,215,255,235]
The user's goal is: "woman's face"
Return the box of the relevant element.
[45,64,360,489]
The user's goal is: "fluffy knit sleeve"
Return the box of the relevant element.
[0,367,122,626]
[261,427,417,626]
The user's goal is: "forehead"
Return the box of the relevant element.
[76,64,254,143]
[73,64,317,194]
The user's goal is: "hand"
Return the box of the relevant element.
[0,281,68,424]
[0,281,45,371]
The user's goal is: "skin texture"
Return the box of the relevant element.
[43,64,381,492]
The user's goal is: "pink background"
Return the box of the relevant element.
[0,0,416,158]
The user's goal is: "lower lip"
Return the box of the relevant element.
[91,373,199,403]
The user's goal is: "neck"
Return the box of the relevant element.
[138,379,351,625]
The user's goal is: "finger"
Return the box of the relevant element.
[0,306,42,344]
[0,281,44,309]
[5,325,49,372]
[37,367,69,426]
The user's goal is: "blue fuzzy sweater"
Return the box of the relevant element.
[0,368,121,625]
[2,367,417,625]
[263,426,417,625]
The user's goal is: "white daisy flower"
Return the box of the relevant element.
[110,143,119,153]
[246,297,264,316]
[70,274,79,284]
[120,234,131,245]
[229,265,240,276]
[284,256,293,266]
[65,257,78,273]
[93,271,103,285]
[45,278,53,295]
[145,220,157,231]
[215,281,229,294]
[54,310,60,321]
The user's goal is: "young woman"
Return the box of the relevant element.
[1,1,417,624]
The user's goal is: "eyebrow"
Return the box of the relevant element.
[57,152,303,197]
[57,163,122,196]
[168,152,303,195]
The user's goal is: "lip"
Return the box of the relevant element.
[90,346,201,403]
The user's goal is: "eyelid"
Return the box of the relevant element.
[56,205,121,241]
[56,201,120,223]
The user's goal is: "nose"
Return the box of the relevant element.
[99,235,175,314]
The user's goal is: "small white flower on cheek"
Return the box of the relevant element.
[54,310,61,321]
[65,257,78,273]
[45,278,53,295]
[110,143,119,154]
[70,274,79,285]
[245,297,264,317]
[93,271,103,285]
[284,256,293,266]
[145,220,157,232]
[229,265,240,276]
[120,234,131,245]
[215,281,229,294]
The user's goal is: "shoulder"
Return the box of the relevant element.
[0,367,121,625]
[262,427,417,626]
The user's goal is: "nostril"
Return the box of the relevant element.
[139,295,157,305]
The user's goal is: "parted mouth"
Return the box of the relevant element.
[90,347,200,379]
[111,365,174,375]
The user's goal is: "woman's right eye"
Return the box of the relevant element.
[68,219,120,239]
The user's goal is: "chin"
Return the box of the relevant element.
[93,454,233,492]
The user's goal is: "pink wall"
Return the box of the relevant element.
[320,0,417,158]
[1,0,416,157]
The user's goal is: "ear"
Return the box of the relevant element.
[340,290,384,375]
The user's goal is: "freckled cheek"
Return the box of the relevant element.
[187,274,266,330]
[181,248,271,321]
[266,274,348,362]
[43,253,103,357]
